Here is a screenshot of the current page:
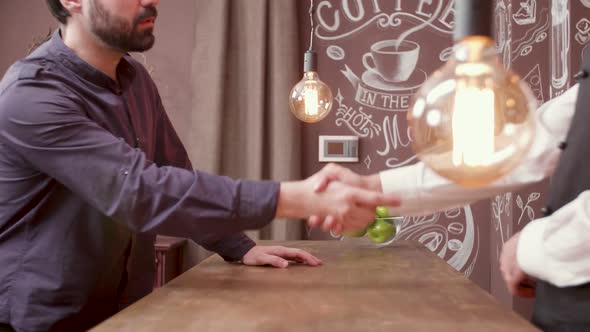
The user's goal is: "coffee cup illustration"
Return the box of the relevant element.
[362,40,420,83]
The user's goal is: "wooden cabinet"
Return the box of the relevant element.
[153,236,186,288]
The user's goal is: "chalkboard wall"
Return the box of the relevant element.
[302,0,590,317]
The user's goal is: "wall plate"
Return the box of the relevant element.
[319,135,359,162]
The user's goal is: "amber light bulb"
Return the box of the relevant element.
[289,51,333,123]
[408,0,536,187]
[409,36,536,187]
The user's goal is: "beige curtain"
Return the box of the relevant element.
[186,0,304,241]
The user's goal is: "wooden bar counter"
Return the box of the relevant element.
[91,240,538,332]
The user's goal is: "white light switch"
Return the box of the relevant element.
[319,135,359,162]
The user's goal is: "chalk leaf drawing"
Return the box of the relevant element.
[517,192,541,225]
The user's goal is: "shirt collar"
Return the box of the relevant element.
[48,29,136,94]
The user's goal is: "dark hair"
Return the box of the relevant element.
[46,0,70,24]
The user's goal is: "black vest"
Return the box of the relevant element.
[532,50,590,332]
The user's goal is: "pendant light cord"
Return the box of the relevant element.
[308,0,314,51]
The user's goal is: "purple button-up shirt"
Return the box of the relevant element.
[0,31,279,332]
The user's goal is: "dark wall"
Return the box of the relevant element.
[0,2,55,74]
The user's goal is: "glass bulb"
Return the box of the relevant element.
[289,71,333,123]
[408,36,537,187]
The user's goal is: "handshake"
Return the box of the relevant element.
[276,163,401,236]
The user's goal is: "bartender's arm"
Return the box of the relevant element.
[314,85,590,287]
[376,85,578,216]
[312,84,577,217]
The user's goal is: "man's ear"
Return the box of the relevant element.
[60,0,82,15]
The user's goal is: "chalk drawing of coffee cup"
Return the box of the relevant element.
[362,40,420,83]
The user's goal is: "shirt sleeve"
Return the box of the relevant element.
[517,191,590,287]
[0,77,279,250]
[153,102,255,261]
[378,84,579,216]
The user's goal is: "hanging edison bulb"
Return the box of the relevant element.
[408,0,536,187]
[289,50,333,123]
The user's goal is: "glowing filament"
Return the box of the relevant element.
[452,81,495,167]
[304,86,319,116]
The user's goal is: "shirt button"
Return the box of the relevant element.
[540,206,552,216]
[573,70,588,80]
[558,141,567,150]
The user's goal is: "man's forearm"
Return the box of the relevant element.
[275,181,307,219]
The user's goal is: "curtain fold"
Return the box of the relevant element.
[187,0,304,241]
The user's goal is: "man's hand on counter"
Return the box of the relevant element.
[241,245,322,268]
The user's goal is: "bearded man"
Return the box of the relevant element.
[0,1,400,331]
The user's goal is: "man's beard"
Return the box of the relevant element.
[89,0,157,53]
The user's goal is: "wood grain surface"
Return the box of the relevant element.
[91,240,539,332]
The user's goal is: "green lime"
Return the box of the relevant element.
[375,206,389,218]
[367,219,395,243]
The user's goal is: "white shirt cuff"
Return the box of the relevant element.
[379,165,424,216]
[379,165,420,199]
[516,218,548,281]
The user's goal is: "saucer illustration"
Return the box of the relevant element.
[361,69,427,91]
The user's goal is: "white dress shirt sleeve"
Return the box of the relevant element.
[517,191,590,287]
[380,84,588,286]
[379,84,578,217]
